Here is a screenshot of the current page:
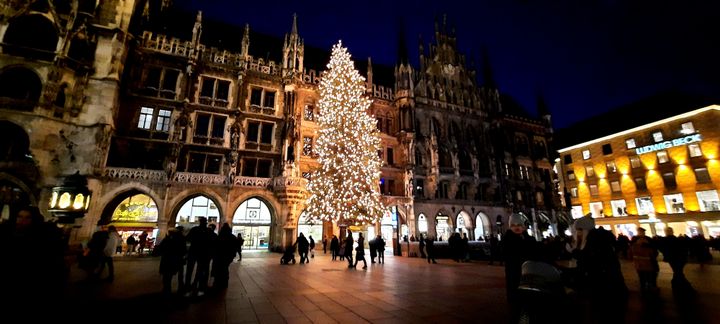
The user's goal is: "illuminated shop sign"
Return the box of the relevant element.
[634,134,702,155]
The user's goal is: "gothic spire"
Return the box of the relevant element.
[481,47,496,89]
[396,18,409,65]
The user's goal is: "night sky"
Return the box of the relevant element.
[174,0,720,129]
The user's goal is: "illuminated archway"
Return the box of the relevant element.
[297,212,323,243]
[418,213,428,235]
[109,193,159,253]
[232,197,273,250]
[174,195,221,229]
[456,211,472,238]
[475,212,491,241]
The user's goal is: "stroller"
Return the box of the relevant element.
[280,247,296,265]
[517,261,568,324]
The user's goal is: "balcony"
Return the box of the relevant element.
[248,104,276,115]
[192,135,225,146]
[233,176,272,188]
[198,96,229,108]
[440,167,455,174]
[173,172,227,185]
[104,167,167,182]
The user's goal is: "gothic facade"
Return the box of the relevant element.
[0,1,558,250]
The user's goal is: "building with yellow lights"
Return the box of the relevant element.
[557,103,720,238]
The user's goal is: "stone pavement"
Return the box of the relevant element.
[60,252,720,324]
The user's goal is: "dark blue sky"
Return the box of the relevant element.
[174,0,720,129]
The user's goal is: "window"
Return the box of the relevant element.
[570,187,578,198]
[415,148,423,167]
[571,206,584,219]
[602,144,613,155]
[697,190,720,212]
[303,104,315,121]
[681,122,695,134]
[249,87,276,112]
[652,131,664,142]
[585,166,595,178]
[535,192,544,204]
[610,181,621,193]
[415,179,424,198]
[567,171,576,181]
[387,147,394,166]
[657,150,669,164]
[437,181,449,199]
[457,183,468,200]
[302,137,313,156]
[589,184,599,197]
[199,76,230,107]
[689,144,702,158]
[241,158,272,177]
[564,154,572,164]
[589,201,603,218]
[142,67,179,99]
[634,177,647,190]
[630,156,642,168]
[611,199,628,216]
[187,153,223,174]
[606,161,617,174]
[582,150,590,160]
[695,168,711,183]
[662,172,677,189]
[137,106,172,134]
[385,118,393,134]
[635,197,654,215]
[663,193,685,214]
[625,139,636,149]
[245,121,275,149]
[193,113,226,145]
[504,163,511,178]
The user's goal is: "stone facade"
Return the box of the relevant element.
[0,3,559,249]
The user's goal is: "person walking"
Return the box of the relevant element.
[501,214,538,323]
[157,226,187,296]
[631,227,659,295]
[97,225,121,282]
[322,235,328,254]
[212,223,238,289]
[294,233,310,264]
[419,233,427,258]
[425,235,437,264]
[354,232,368,269]
[309,235,316,259]
[125,234,137,255]
[344,230,354,268]
[330,235,339,261]
[376,235,386,264]
[138,231,148,255]
[659,227,694,295]
[184,217,214,297]
[369,235,377,263]
[236,233,245,262]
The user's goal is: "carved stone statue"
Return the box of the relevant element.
[174,102,191,141]
[230,118,243,150]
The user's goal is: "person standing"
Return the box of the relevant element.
[309,235,316,258]
[184,217,214,297]
[97,225,121,282]
[322,235,328,254]
[425,235,437,264]
[236,233,245,262]
[212,223,238,289]
[157,226,186,295]
[369,235,377,263]
[138,231,148,255]
[659,227,694,294]
[501,214,538,322]
[376,235,386,264]
[631,227,659,295]
[354,232,368,269]
[344,230,354,268]
[125,234,137,255]
[330,235,339,261]
[419,233,427,258]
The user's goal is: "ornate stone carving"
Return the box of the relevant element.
[233,176,272,188]
[104,167,167,182]
[174,172,227,185]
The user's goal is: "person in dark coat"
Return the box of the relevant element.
[419,233,427,258]
[236,233,245,261]
[660,227,694,294]
[330,235,339,261]
[322,235,328,254]
[157,226,187,295]
[354,232,367,269]
[502,213,538,321]
[369,235,377,263]
[425,235,437,264]
[184,217,214,297]
[376,235,386,263]
[294,233,310,264]
[344,230,354,267]
[309,235,316,258]
[212,223,237,289]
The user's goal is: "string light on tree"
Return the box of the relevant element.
[305,41,385,226]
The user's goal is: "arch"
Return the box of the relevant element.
[101,190,161,250]
[0,66,42,109]
[0,121,30,161]
[232,197,275,250]
[297,211,323,243]
[97,184,163,225]
[166,188,225,223]
[474,212,492,241]
[229,190,281,225]
[434,209,453,241]
[3,14,59,61]
[172,194,223,229]
[456,211,472,236]
[0,172,38,222]
[417,213,428,234]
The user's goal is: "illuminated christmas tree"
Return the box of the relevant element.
[305,41,385,226]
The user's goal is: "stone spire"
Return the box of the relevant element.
[283,13,304,73]
[241,23,250,59]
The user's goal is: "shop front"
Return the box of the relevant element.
[108,193,159,253]
[232,197,273,250]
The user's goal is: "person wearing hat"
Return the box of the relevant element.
[501,213,538,320]
[630,227,659,294]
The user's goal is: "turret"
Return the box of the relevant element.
[282,13,304,74]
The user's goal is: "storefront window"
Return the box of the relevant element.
[418,213,428,233]
[571,206,584,219]
[475,213,487,240]
[589,202,603,218]
[176,196,220,226]
[232,198,272,249]
[436,215,451,241]
[297,212,323,243]
[697,190,720,212]
[112,194,158,223]
[611,199,628,216]
[635,197,654,215]
[664,193,685,214]
[456,213,469,236]
[615,224,638,237]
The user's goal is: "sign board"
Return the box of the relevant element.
[634,134,702,155]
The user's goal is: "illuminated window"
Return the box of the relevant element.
[570,187,578,198]
[610,199,627,216]
[589,201,603,217]
[418,214,428,233]
[695,168,711,183]
[571,205,584,219]
[625,139,636,149]
[303,104,315,121]
[582,150,590,160]
[137,106,172,135]
[606,161,617,173]
[663,193,685,214]
[610,181,621,192]
[689,144,702,158]
[657,150,669,164]
[681,122,695,134]
[567,171,576,181]
[630,156,642,168]
[589,184,599,197]
[697,190,720,212]
[652,131,664,142]
[635,197,654,215]
[302,137,313,156]
[585,166,595,178]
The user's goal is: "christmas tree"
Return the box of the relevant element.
[305,41,385,226]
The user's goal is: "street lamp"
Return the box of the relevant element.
[48,171,92,224]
